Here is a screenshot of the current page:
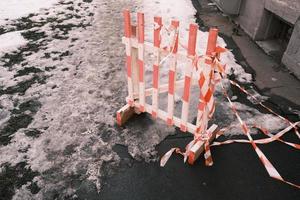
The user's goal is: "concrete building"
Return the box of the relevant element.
[213,0,300,78]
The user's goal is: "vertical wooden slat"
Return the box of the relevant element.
[195,28,218,136]
[167,20,179,126]
[205,28,218,64]
[123,9,134,106]
[180,23,198,132]
[152,16,162,118]
[137,12,145,112]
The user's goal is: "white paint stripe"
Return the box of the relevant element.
[127,77,133,101]
[139,81,145,108]
[167,93,174,119]
[181,101,189,126]
[138,43,144,60]
[124,37,131,56]
[154,47,160,65]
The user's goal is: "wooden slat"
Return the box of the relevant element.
[180,23,198,132]
[152,16,162,118]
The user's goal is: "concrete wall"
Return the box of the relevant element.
[265,0,300,25]
[282,17,300,78]
[217,0,300,78]
[235,0,266,40]
[235,0,300,40]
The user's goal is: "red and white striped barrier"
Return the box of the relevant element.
[117,10,300,189]
[117,10,221,165]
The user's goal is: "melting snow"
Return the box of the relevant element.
[0,31,27,56]
[0,0,59,25]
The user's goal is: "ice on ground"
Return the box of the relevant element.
[213,101,288,135]
[0,31,28,56]
[0,0,59,25]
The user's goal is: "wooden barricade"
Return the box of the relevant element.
[117,9,224,164]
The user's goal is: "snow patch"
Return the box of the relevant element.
[0,0,59,25]
[0,31,27,56]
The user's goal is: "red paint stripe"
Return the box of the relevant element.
[205,59,213,65]
[128,99,133,106]
[116,112,121,126]
[242,123,248,134]
[187,24,198,56]
[171,20,179,53]
[188,152,195,165]
[131,25,137,37]
[168,70,175,95]
[167,118,173,126]
[204,88,212,103]
[153,64,159,88]
[123,10,132,38]
[139,105,145,112]
[154,16,162,47]
[206,28,218,56]
[198,73,205,88]
[198,102,205,111]
[138,60,144,82]
[180,124,187,132]
[137,12,144,43]
[171,20,179,28]
[152,111,157,118]
[182,76,191,102]
[126,56,131,77]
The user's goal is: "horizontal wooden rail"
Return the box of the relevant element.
[122,37,187,61]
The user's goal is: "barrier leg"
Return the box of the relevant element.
[118,10,140,126]
[191,28,219,164]
[123,10,135,106]
[116,104,135,126]
[188,124,218,164]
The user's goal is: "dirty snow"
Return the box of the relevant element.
[0,0,59,25]
[0,31,28,56]
[0,0,291,199]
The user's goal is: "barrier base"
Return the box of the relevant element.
[116,104,136,126]
[188,124,218,165]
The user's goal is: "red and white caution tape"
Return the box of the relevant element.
[218,74,300,189]
[229,79,300,140]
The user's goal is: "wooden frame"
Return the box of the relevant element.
[118,10,220,165]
